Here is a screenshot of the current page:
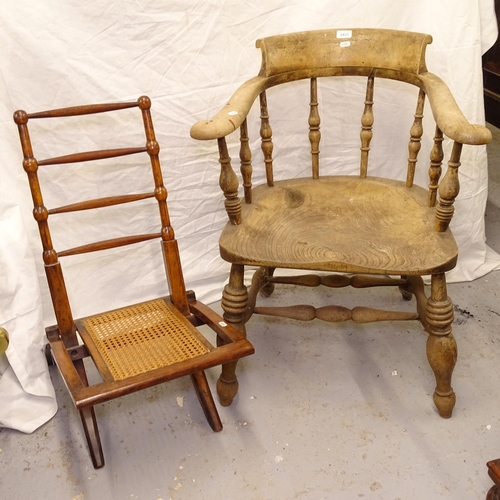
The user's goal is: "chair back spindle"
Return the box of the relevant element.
[239,118,253,204]
[259,91,274,186]
[309,77,321,179]
[436,141,462,231]
[428,127,444,207]
[217,137,242,225]
[406,89,426,187]
[360,74,375,179]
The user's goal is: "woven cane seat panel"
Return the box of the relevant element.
[81,299,210,381]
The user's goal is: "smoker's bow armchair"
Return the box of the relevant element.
[190,29,492,417]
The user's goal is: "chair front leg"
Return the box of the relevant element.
[74,359,105,468]
[190,371,223,432]
[425,273,457,418]
[217,264,248,406]
[79,406,104,469]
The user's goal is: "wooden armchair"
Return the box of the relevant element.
[13,96,254,468]
[190,29,492,417]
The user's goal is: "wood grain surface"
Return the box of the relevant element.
[220,175,457,274]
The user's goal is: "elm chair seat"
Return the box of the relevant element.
[190,28,491,417]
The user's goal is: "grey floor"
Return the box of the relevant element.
[2,126,500,500]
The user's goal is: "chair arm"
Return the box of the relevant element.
[190,76,267,140]
[419,72,492,145]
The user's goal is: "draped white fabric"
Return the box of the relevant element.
[0,0,497,432]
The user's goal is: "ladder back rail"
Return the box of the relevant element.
[360,73,375,178]
[58,233,161,258]
[27,101,138,119]
[259,90,274,186]
[309,77,321,179]
[38,147,147,166]
[406,89,426,187]
[48,193,156,215]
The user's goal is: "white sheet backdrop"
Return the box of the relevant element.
[0,0,498,432]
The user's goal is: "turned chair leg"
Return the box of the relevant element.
[217,264,248,406]
[425,273,457,418]
[190,371,223,432]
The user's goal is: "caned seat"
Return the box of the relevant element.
[14,96,254,469]
[190,29,492,418]
[77,299,212,381]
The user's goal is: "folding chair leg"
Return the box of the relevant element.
[73,358,104,468]
[79,406,105,469]
[190,371,223,432]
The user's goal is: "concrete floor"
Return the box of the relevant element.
[1,126,500,499]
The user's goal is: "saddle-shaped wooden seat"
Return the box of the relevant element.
[220,176,458,274]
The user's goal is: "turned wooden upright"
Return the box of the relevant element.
[191,29,492,417]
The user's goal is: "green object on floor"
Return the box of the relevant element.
[0,328,9,355]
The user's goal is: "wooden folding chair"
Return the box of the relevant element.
[14,96,254,468]
[190,29,492,417]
